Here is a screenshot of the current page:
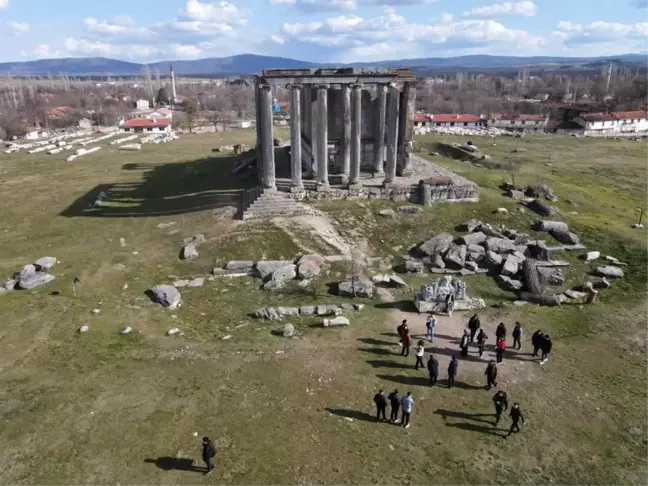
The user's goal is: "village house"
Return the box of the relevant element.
[414,113,486,128]
[47,106,76,120]
[130,107,174,121]
[119,118,170,134]
[574,111,648,135]
[488,114,548,133]
[135,99,151,110]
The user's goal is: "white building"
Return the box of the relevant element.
[135,99,151,110]
[574,111,648,135]
[119,118,170,134]
[414,113,485,128]
[488,114,548,133]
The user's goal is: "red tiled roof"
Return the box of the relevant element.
[583,111,648,122]
[414,113,431,122]
[119,118,170,128]
[490,114,546,121]
[431,114,482,123]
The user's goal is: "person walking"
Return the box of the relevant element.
[540,334,552,364]
[201,436,216,475]
[414,340,425,370]
[397,320,408,344]
[447,356,458,388]
[531,330,544,357]
[476,329,488,358]
[401,330,412,357]
[427,354,439,387]
[387,389,400,423]
[468,313,481,342]
[400,392,414,428]
[512,322,523,350]
[446,293,455,317]
[496,337,507,364]
[485,361,498,390]
[507,403,525,436]
[373,389,387,421]
[426,314,437,343]
[496,322,507,345]
[460,329,470,357]
[492,390,509,426]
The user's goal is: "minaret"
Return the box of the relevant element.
[170,64,177,105]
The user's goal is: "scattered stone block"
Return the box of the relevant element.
[526,199,559,217]
[498,274,523,291]
[316,305,329,316]
[296,254,325,266]
[323,316,350,327]
[389,275,407,287]
[225,260,254,271]
[458,232,487,246]
[281,323,295,337]
[18,264,37,281]
[444,245,467,269]
[533,221,569,233]
[341,303,355,311]
[120,325,133,334]
[501,253,524,277]
[604,255,627,266]
[565,290,588,299]
[184,234,205,248]
[34,256,57,270]
[298,279,311,288]
[299,306,316,316]
[263,264,297,291]
[2,279,16,291]
[266,308,280,320]
[464,261,479,272]
[550,229,580,245]
[166,328,182,336]
[419,233,453,257]
[538,267,565,286]
[525,183,556,201]
[147,285,181,309]
[405,260,424,273]
[277,307,299,317]
[187,277,205,287]
[79,325,89,333]
[298,260,321,279]
[484,237,517,253]
[18,272,55,290]
[173,279,189,287]
[506,189,526,199]
[256,260,294,280]
[338,277,374,298]
[494,208,508,215]
[379,209,395,217]
[398,205,423,214]
[596,266,625,278]
[181,244,198,260]
[458,219,483,232]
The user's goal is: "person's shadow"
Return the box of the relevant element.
[144,457,204,473]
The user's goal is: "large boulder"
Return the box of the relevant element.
[34,256,57,270]
[18,264,37,281]
[457,232,487,246]
[484,237,517,254]
[596,266,625,278]
[538,267,565,286]
[263,264,297,291]
[225,260,254,271]
[323,316,350,327]
[297,260,321,279]
[147,285,181,309]
[444,245,467,269]
[296,254,325,266]
[256,260,294,280]
[281,323,295,337]
[550,229,580,245]
[338,277,374,298]
[484,251,503,268]
[419,233,453,257]
[18,272,55,290]
[498,274,523,291]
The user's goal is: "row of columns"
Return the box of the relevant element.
[256,81,411,191]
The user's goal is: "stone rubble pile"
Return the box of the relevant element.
[1,256,58,294]
[409,218,626,305]
[414,126,524,137]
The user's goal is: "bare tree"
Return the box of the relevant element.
[505,156,523,187]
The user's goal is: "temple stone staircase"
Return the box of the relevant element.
[239,187,314,220]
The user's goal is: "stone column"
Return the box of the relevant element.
[397,81,415,177]
[258,83,276,190]
[254,79,263,184]
[349,84,362,188]
[384,84,399,185]
[316,84,329,191]
[373,84,387,178]
[289,85,303,191]
[340,85,351,184]
[309,86,318,177]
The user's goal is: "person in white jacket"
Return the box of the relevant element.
[414,340,425,370]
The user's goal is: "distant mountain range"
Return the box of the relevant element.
[0,53,645,76]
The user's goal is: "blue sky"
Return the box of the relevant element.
[0,0,646,62]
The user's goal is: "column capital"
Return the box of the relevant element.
[316,83,330,90]
[259,83,273,91]
[286,84,303,90]
[351,83,363,90]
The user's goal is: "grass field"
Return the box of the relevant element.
[0,129,646,485]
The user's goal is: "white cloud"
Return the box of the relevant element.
[267,0,435,12]
[64,38,114,56]
[271,34,285,44]
[282,21,323,36]
[31,44,69,59]
[554,20,648,45]
[464,1,537,18]
[440,13,453,24]
[0,0,8,9]
[7,21,30,34]
[181,0,249,24]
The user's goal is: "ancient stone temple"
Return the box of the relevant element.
[254,68,417,193]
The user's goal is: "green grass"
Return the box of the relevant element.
[0,130,646,485]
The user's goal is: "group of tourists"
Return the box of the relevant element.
[384,313,551,436]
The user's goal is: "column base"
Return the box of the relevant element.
[399,169,414,177]
[383,178,396,187]
[290,184,305,193]
[316,182,331,192]
[339,174,350,185]
[373,170,385,179]
[263,183,277,191]
[348,181,363,190]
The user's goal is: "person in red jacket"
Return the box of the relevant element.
[496,338,507,364]
[401,330,412,357]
